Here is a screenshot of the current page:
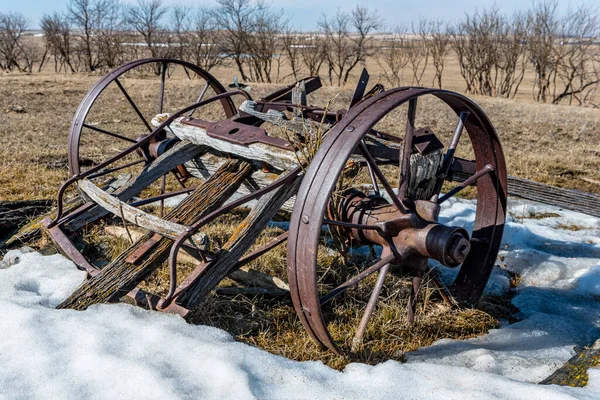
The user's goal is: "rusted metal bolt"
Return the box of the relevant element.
[301,215,310,224]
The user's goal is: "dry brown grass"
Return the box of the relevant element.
[1,66,597,368]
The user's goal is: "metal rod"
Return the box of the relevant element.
[82,123,137,143]
[438,164,494,204]
[188,82,210,117]
[352,263,390,351]
[128,186,197,207]
[407,271,422,325]
[362,138,380,196]
[399,98,417,198]
[163,167,303,305]
[433,111,470,198]
[114,78,152,132]
[86,159,145,180]
[358,142,408,214]
[319,254,397,306]
[158,61,167,114]
[322,218,382,232]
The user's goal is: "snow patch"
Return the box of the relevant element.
[1,197,600,399]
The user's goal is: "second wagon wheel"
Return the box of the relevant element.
[287,87,507,355]
[67,58,237,210]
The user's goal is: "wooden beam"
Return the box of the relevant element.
[178,172,303,309]
[65,141,204,232]
[78,180,208,250]
[56,159,252,311]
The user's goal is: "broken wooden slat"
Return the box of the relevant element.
[177,172,303,309]
[56,159,252,311]
[65,140,204,232]
[540,341,600,387]
[78,180,208,250]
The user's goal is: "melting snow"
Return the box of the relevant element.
[1,198,600,399]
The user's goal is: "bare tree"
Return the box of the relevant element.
[68,0,113,71]
[41,12,77,73]
[319,5,381,86]
[281,27,303,81]
[552,5,600,105]
[0,12,40,72]
[451,6,526,98]
[126,0,168,58]
[188,7,225,71]
[420,19,450,89]
[212,0,256,81]
[526,1,560,102]
[376,27,409,86]
[246,5,285,82]
[300,34,326,76]
[95,0,128,69]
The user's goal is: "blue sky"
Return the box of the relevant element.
[0,0,596,31]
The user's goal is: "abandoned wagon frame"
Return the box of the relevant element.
[41,58,599,356]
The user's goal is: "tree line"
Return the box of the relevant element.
[0,0,598,106]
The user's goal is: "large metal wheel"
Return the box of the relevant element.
[287,87,507,354]
[67,58,236,204]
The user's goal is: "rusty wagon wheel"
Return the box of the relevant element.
[287,87,507,355]
[67,58,236,208]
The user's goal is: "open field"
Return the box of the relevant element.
[1,67,599,369]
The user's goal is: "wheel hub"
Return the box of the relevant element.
[338,190,471,268]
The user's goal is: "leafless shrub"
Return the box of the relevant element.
[95,1,128,69]
[376,27,409,86]
[420,19,450,89]
[41,12,78,73]
[126,0,169,59]
[319,5,381,86]
[245,5,286,83]
[552,5,600,105]
[300,35,326,76]
[0,12,40,73]
[451,6,526,98]
[281,27,303,81]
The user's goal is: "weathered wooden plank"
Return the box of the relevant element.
[238,100,328,135]
[78,180,208,250]
[65,140,204,232]
[178,171,303,309]
[185,151,296,213]
[57,159,252,311]
[169,117,300,172]
[407,149,443,200]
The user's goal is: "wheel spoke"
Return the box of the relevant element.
[114,78,152,132]
[159,174,166,217]
[433,111,470,199]
[438,164,494,204]
[158,61,167,114]
[188,81,211,118]
[320,254,396,306]
[82,123,136,143]
[407,271,422,325]
[86,159,145,180]
[352,262,390,351]
[399,98,417,198]
[362,139,381,196]
[358,142,408,214]
[322,218,382,232]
